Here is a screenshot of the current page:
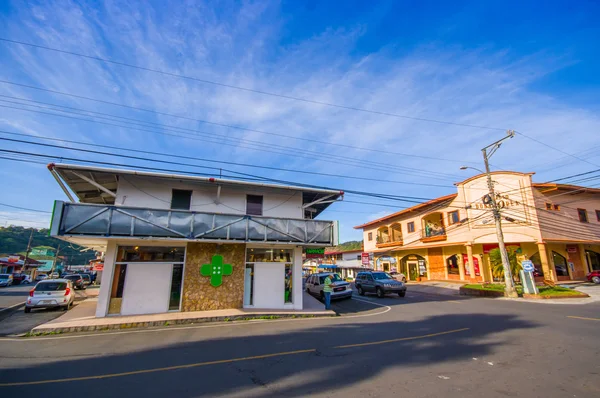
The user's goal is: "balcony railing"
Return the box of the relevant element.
[375,235,403,248]
[50,201,337,246]
[420,227,447,243]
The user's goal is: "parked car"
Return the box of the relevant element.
[0,274,13,287]
[49,272,60,279]
[12,273,32,285]
[35,273,48,282]
[63,274,86,290]
[345,276,355,282]
[355,271,407,298]
[305,272,353,300]
[25,279,75,313]
[587,270,600,284]
[84,271,97,284]
[389,271,407,282]
[80,273,92,286]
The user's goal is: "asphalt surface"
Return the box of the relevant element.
[0,284,91,336]
[1,286,599,398]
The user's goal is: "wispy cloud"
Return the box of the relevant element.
[0,1,598,240]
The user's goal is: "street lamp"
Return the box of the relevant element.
[461,130,519,298]
[459,166,485,174]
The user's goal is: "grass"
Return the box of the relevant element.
[463,283,584,297]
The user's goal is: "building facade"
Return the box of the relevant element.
[356,172,600,283]
[47,163,340,317]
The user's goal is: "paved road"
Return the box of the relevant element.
[0,285,92,336]
[0,290,599,397]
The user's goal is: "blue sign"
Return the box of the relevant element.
[522,260,534,272]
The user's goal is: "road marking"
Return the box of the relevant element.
[567,316,600,322]
[0,327,470,386]
[0,349,317,386]
[0,298,391,342]
[0,301,25,313]
[334,328,470,349]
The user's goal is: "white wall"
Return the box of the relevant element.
[115,176,304,219]
[121,263,172,315]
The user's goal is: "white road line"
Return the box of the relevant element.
[0,301,25,313]
[0,297,391,342]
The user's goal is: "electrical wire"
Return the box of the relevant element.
[0,38,507,131]
[0,92,481,165]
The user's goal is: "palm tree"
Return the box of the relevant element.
[489,247,522,282]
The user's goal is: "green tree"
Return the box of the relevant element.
[489,247,522,282]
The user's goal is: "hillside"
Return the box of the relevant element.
[0,226,95,265]
[327,240,363,252]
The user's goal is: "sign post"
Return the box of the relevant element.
[520,260,538,295]
[361,252,370,266]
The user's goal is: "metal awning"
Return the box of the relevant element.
[48,163,343,218]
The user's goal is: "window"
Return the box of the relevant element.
[171,189,192,210]
[545,203,560,211]
[596,210,600,222]
[554,204,560,211]
[578,208,589,223]
[356,255,361,261]
[448,211,459,225]
[552,252,569,277]
[407,222,415,233]
[169,264,184,310]
[246,195,263,216]
[284,264,293,303]
[447,255,460,275]
[545,203,552,210]
[368,232,373,241]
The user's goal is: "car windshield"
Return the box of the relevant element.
[319,274,342,283]
[0,274,9,279]
[65,275,79,280]
[372,272,393,280]
[35,282,67,291]
[81,275,91,280]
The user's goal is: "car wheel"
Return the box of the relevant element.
[357,286,365,296]
[398,291,406,297]
[376,287,384,298]
[592,276,600,284]
[24,307,31,313]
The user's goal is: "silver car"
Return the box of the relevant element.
[305,272,353,300]
[0,274,13,287]
[25,279,75,313]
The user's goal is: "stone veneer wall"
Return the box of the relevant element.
[182,243,246,312]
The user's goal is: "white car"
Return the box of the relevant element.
[305,272,353,300]
[389,271,407,282]
[0,274,13,287]
[25,279,75,313]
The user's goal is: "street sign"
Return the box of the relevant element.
[305,248,325,259]
[361,252,370,265]
[522,260,534,272]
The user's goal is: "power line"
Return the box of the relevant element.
[0,202,51,213]
[0,130,460,189]
[0,102,462,181]
[514,130,600,168]
[0,92,480,165]
[0,38,507,131]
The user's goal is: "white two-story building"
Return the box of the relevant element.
[47,163,340,317]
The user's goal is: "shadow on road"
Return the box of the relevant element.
[0,312,538,397]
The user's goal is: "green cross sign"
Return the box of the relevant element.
[200,255,233,287]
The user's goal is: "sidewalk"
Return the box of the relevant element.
[31,291,334,334]
[406,281,464,296]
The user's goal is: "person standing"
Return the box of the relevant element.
[323,274,333,310]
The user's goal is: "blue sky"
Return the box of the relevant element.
[0,0,599,242]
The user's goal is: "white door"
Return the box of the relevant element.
[253,262,284,309]
[121,263,172,315]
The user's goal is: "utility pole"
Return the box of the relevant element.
[23,229,34,274]
[50,244,61,276]
[482,130,518,298]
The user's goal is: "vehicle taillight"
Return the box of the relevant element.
[29,289,35,297]
[64,287,71,296]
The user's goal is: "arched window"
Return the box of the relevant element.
[447,254,459,275]
[377,227,389,243]
[390,223,402,242]
[586,250,600,271]
[552,251,569,277]
[529,252,544,276]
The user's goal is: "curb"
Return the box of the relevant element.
[459,287,504,298]
[29,312,335,335]
[523,292,590,300]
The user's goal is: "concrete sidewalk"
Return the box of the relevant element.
[31,292,334,334]
[407,281,463,296]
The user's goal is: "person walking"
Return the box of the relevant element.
[323,274,333,310]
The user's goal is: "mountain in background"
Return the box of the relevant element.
[328,240,363,252]
[0,226,95,265]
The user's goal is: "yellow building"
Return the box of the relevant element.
[355,172,600,283]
